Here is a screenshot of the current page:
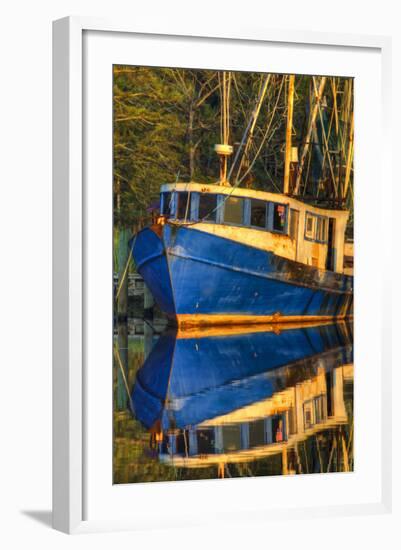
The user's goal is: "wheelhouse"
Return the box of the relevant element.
[160,189,289,234]
[159,182,351,275]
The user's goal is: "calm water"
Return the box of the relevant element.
[113,321,353,484]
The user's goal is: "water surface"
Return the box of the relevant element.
[113,321,353,483]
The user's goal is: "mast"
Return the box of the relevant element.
[293,76,327,196]
[215,71,233,185]
[283,74,295,195]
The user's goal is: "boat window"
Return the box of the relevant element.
[175,430,189,456]
[305,212,328,242]
[305,213,315,239]
[249,419,266,447]
[223,196,244,224]
[314,395,327,424]
[161,192,172,217]
[198,193,217,222]
[196,428,215,454]
[176,192,190,220]
[250,199,267,228]
[303,402,313,430]
[272,415,286,442]
[316,217,327,242]
[289,209,299,240]
[272,203,287,232]
[222,425,242,452]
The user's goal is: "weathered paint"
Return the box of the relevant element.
[162,181,349,273]
[176,313,350,328]
[129,227,175,318]
[175,319,341,339]
[132,223,353,324]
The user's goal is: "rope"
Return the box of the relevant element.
[234,74,271,182]
[114,345,134,412]
[227,74,270,183]
[237,76,285,185]
[115,234,136,300]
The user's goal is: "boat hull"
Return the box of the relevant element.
[131,224,353,326]
[132,322,353,430]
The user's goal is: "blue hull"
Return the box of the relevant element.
[132,323,353,430]
[131,225,353,324]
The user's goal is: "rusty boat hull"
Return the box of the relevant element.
[131,224,353,327]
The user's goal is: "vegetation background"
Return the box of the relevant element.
[113,67,354,240]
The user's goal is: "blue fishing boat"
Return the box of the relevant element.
[130,74,353,327]
[131,322,353,470]
[131,183,353,327]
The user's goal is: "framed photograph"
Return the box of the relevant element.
[52,17,392,533]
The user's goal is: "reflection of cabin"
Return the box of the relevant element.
[160,182,350,274]
[157,363,352,468]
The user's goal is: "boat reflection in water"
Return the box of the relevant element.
[131,321,353,478]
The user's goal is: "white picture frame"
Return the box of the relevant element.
[52,16,392,534]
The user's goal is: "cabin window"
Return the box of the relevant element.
[314,395,327,424]
[175,430,189,456]
[161,192,172,217]
[272,415,286,442]
[289,209,299,240]
[222,425,242,452]
[250,199,267,228]
[272,203,287,232]
[196,429,215,454]
[223,196,244,225]
[316,217,328,242]
[305,212,328,242]
[305,213,315,239]
[303,401,314,430]
[176,192,190,220]
[249,419,266,447]
[198,193,217,222]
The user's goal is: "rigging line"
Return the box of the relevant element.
[346,419,354,456]
[293,76,327,195]
[338,80,351,159]
[222,71,226,144]
[169,152,269,227]
[331,77,339,136]
[115,234,136,300]
[218,72,223,144]
[260,162,282,194]
[302,147,313,197]
[237,76,285,185]
[312,76,338,198]
[184,190,191,222]
[226,71,231,145]
[114,345,134,412]
[227,74,271,183]
[232,72,248,121]
[233,75,271,183]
